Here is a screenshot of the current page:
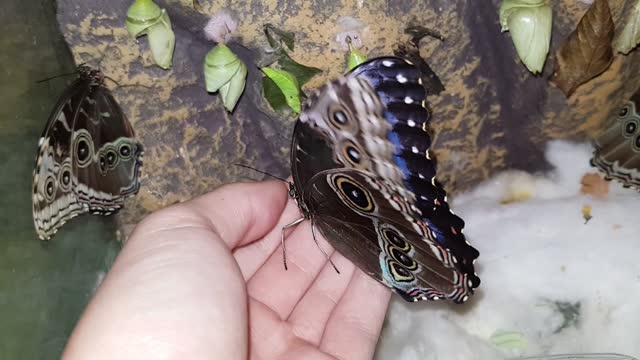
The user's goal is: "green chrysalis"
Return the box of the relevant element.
[204,44,248,113]
[499,0,552,74]
[346,36,367,72]
[126,0,176,69]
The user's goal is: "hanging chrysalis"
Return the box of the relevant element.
[203,12,247,113]
[499,0,552,74]
[260,67,301,114]
[614,0,640,54]
[346,36,367,72]
[126,0,176,69]
[204,44,247,112]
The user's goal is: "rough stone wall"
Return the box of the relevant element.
[56,0,640,230]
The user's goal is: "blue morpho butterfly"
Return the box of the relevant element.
[32,65,144,240]
[286,57,480,303]
[591,87,640,190]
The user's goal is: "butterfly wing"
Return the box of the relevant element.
[591,90,640,190]
[291,67,479,302]
[32,77,93,240]
[304,169,475,303]
[32,69,143,241]
[70,83,143,213]
[350,57,476,277]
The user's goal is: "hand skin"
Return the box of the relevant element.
[62,180,391,360]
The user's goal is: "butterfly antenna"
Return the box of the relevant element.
[311,220,340,274]
[234,163,290,183]
[35,70,79,84]
[102,75,153,91]
[105,75,121,87]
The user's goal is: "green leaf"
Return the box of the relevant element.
[262,76,288,112]
[261,67,301,113]
[278,52,322,86]
[264,24,296,51]
[489,330,528,351]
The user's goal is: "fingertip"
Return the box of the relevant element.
[190,180,290,248]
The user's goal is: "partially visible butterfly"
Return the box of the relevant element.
[591,87,640,190]
[32,65,144,240]
[289,57,480,303]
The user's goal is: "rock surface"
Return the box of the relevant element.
[56,0,640,232]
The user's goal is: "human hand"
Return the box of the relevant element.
[62,180,391,360]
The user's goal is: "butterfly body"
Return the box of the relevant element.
[290,57,480,303]
[591,89,640,190]
[32,66,143,240]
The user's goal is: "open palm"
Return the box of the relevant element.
[63,180,391,360]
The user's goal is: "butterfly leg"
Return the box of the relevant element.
[310,220,340,274]
[281,217,305,270]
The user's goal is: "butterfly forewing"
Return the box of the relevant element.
[349,58,477,270]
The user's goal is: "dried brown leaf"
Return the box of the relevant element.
[549,0,614,97]
[580,172,610,198]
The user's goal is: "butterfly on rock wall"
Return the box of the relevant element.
[591,87,640,190]
[32,65,144,241]
[288,57,480,303]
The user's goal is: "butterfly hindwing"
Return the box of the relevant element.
[32,77,92,240]
[70,84,143,212]
[32,66,143,240]
[304,169,474,303]
[592,90,640,189]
